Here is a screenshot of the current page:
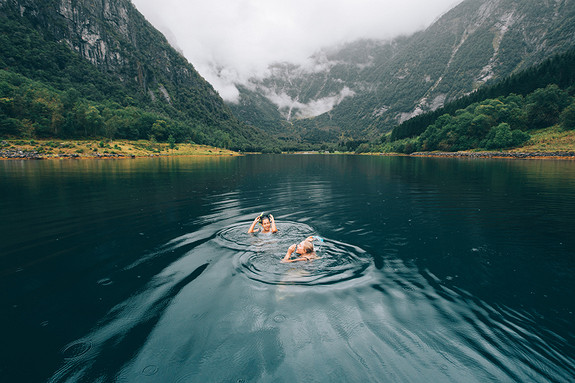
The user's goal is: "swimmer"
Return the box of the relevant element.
[248,213,278,234]
[281,236,319,263]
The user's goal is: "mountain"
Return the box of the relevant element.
[0,0,270,150]
[390,46,575,142]
[229,0,575,143]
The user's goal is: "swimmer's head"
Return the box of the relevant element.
[260,215,271,231]
[296,239,315,255]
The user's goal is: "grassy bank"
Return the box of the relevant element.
[507,126,575,153]
[377,126,575,156]
[3,126,575,160]
[0,139,238,159]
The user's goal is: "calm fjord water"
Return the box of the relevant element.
[1,155,574,382]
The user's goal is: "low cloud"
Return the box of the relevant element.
[132,0,463,102]
[264,86,355,120]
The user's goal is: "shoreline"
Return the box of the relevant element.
[3,149,575,161]
[2,138,575,161]
[407,151,575,160]
[0,139,239,160]
[0,152,240,160]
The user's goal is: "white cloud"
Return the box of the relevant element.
[264,86,355,120]
[132,0,463,102]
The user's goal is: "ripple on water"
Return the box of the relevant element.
[62,340,92,360]
[97,278,113,286]
[273,314,286,323]
[216,221,313,251]
[141,365,158,376]
[216,221,372,286]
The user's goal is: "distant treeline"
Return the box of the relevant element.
[389,47,575,142]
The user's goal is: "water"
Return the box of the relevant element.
[1,155,574,382]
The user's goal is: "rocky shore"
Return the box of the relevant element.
[0,150,45,159]
[0,149,135,159]
[3,147,575,160]
[410,151,575,159]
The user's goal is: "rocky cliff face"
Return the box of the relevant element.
[1,0,224,117]
[56,0,131,68]
[411,0,574,111]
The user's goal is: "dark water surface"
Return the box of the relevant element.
[1,155,574,382]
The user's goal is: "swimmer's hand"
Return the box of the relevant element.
[248,214,262,233]
[281,244,297,263]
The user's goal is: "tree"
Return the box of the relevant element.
[85,105,103,137]
[0,116,21,135]
[151,119,168,141]
[481,123,529,149]
[168,134,176,151]
[469,113,492,138]
[497,94,527,130]
[525,84,570,129]
[560,100,575,130]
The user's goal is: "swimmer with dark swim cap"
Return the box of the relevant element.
[247,212,278,234]
[281,236,319,263]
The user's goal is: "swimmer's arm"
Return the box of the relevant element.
[281,244,297,262]
[282,257,310,263]
[247,216,260,233]
[281,246,313,263]
[270,214,278,233]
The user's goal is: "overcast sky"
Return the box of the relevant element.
[131,0,463,101]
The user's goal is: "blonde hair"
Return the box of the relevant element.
[302,240,315,254]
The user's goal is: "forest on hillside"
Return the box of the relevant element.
[378,49,575,154]
[0,6,275,152]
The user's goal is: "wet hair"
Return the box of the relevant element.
[260,214,270,223]
[302,240,315,254]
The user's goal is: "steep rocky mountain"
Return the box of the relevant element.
[229,0,575,143]
[0,0,269,150]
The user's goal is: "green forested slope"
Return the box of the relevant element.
[0,0,272,151]
[378,48,575,153]
[389,48,575,141]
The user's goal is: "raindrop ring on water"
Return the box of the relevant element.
[62,340,92,360]
[142,365,159,376]
[273,314,286,323]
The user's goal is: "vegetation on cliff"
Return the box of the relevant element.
[390,48,575,141]
[375,46,575,154]
[0,0,275,151]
